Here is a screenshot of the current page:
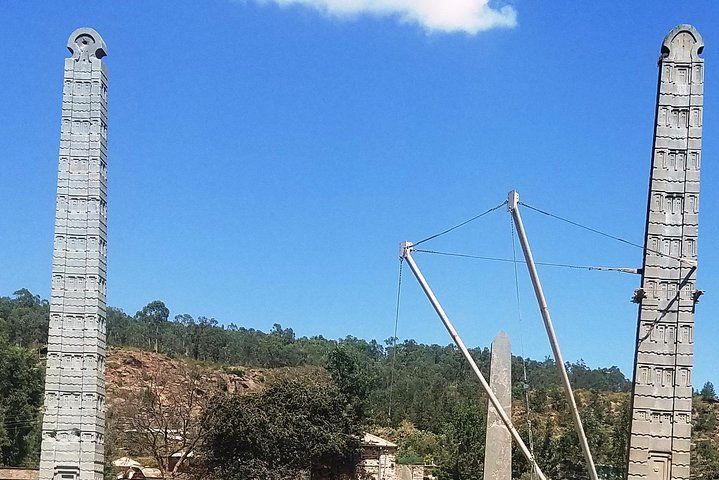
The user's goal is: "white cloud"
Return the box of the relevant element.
[257,0,517,34]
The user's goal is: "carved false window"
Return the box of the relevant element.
[688,195,698,213]
[646,281,657,299]
[689,151,700,170]
[677,67,689,85]
[663,369,674,387]
[678,368,690,386]
[671,239,681,257]
[678,109,688,128]
[691,108,702,127]
[665,325,676,343]
[639,366,650,384]
[679,325,693,344]
[653,193,663,212]
[663,239,671,255]
[663,65,672,81]
[677,413,690,424]
[670,109,679,128]
[677,152,685,170]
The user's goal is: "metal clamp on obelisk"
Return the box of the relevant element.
[40,28,109,480]
[627,25,704,480]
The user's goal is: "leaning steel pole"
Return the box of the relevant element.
[507,191,599,480]
[400,242,548,480]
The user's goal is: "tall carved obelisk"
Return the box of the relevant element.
[627,25,704,480]
[40,28,108,480]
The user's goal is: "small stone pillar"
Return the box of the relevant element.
[484,331,511,480]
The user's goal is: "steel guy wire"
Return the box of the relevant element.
[413,201,508,247]
[413,249,639,274]
[387,257,403,425]
[519,201,690,266]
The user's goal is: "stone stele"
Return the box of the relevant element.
[39,28,109,480]
[484,331,511,480]
[627,24,704,480]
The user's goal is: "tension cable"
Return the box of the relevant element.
[519,201,691,266]
[387,257,403,425]
[413,201,507,247]
[510,217,536,474]
[413,248,640,274]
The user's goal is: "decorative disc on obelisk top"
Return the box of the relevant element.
[67,27,107,60]
[661,24,703,62]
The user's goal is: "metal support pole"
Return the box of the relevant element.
[400,242,548,480]
[507,191,599,480]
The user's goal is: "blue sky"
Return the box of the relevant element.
[1,1,717,385]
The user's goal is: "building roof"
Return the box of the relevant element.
[122,466,164,480]
[140,467,163,479]
[362,433,397,448]
[113,457,142,468]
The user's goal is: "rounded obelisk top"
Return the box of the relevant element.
[494,330,510,348]
[662,24,703,62]
[67,27,107,60]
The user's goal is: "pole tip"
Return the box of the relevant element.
[507,190,519,210]
[400,241,413,259]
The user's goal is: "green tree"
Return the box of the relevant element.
[693,395,718,433]
[325,345,375,423]
[389,421,441,466]
[198,376,361,480]
[701,381,716,402]
[114,365,212,478]
[0,290,49,348]
[437,403,487,479]
[607,394,630,480]
[0,335,44,466]
[172,313,195,357]
[692,440,719,479]
[106,307,135,346]
[135,300,169,353]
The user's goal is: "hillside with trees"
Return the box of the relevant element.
[2,289,719,479]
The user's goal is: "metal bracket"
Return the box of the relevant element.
[399,241,414,260]
[692,289,705,303]
[632,288,646,304]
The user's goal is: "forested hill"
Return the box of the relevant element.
[3,288,632,394]
[3,289,719,480]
